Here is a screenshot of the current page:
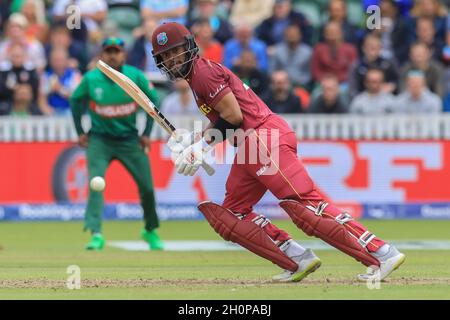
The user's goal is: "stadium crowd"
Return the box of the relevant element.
[0,0,449,117]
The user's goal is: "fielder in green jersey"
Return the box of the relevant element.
[70,37,163,251]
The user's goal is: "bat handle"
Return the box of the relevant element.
[201,161,215,176]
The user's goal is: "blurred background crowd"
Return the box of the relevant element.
[0,0,449,117]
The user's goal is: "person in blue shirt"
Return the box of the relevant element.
[141,0,189,25]
[223,23,269,72]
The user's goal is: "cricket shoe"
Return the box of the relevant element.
[357,245,406,282]
[85,233,105,251]
[141,229,164,250]
[272,249,322,283]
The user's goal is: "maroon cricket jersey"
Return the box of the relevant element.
[187,57,292,135]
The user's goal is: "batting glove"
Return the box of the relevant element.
[174,137,210,176]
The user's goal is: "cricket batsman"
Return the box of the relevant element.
[151,23,406,282]
[70,37,164,251]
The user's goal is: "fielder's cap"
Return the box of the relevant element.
[102,37,125,50]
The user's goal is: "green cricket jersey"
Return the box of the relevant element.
[70,64,160,138]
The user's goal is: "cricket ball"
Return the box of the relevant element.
[90,176,106,192]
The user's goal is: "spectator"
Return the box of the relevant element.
[415,17,445,61]
[8,84,40,116]
[349,68,396,114]
[0,2,9,30]
[369,0,411,66]
[399,42,444,97]
[256,0,313,47]
[308,74,348,114]
[161,79,198,115]
[229,0,275,29]
[45,24,88,73]
[410,0,448,44]
[0,43,39,115]
[52,0,107,44]
[223,22,268,72]
[319,0,360,45]
[395,70,442,113]
[141,0,188,25]
[232,49,268,95]
[127,18,160,74]
[188,0,234,44]
[270,23,312,89]
[311,21,358,84]
[349,33,399,97]
[262,70,303,114]
[39,47,82,116]
[20,0,49,44]
[192,17,223,63]
[0,13,46,71]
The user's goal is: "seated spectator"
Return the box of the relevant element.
[319,0,360,45]
[39,48,82,116]
[349,33,398,97]
[410,0,448,45]
[232,49,268,95]
[415,17,445,61]
[262,70,303,114]
[8,84,40,116]
[223,22,268,72]
[20,0,49,44]
[349,68,396,114]
[161,79,198,115]
[52,0,107,44]
[308,75,348,114]
[311,21,358,84]
[270,23,312,89]
[395,70,442,113]
[368,0,411,66]
[0,43,39,115]
[229,0,275,29]
[141,0,188,25]
[256,0,313,48]
[188,0,234,44]
[192,17,223,63]
[127,18,160,74]
[399,42,444,97]
[45,24,88,72]
[0,13,46,71]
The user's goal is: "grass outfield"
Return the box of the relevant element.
[0,220,449,299]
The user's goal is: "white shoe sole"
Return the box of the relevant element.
[273,258,322,283]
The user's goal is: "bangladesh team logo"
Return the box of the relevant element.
[157,32,168,45]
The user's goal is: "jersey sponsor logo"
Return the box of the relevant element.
[209,84,226,99]
[90,101,138,118]
[94,88,103,100]
[199,103,212,115]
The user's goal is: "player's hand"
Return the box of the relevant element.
[139,136,151,152]
[174,138,210,176]
[167,130,193,158]
[78,134,88,148]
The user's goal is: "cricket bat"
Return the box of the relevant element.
[96,60,215,176]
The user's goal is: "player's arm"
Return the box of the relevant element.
[69,75,89,137]
[203,92,243,145]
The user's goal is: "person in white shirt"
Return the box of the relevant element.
[161,79,198,115]
[395,70,442,113]
[349,68,396,114]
